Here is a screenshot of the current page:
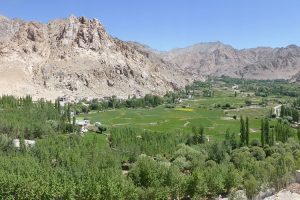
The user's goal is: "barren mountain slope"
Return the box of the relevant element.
[163,42,300,80]
[0,16,190,100]
[1,15,300,100]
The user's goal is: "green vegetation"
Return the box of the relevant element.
[0,95,75,139]
[1,77,300,199]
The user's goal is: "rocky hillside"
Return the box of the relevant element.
[0,15,189,100]
[1,15,300,100]
[162,42,300,80]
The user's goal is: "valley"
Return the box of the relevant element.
[1,9,300,200]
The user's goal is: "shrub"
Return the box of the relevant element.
[250,139,260,147]
[165,104,175,109]
[250,146,266,161]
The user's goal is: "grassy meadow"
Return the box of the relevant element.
[79,88,286,141]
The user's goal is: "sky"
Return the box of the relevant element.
[0,0,299,51]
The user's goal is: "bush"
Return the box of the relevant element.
[245,99,252,106]
[250,146,266,161]
[165,104,175,109]
[97,125,107,134]
[271,114,277,118]
[250,139,260,147]
[244,175,258,199]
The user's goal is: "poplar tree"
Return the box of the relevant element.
[245,117,249,146]
[270,128,275,146]
[67,103,71,123]
[261,119,265,147]
[240,116,245,146]
[297,127,300,143]
[264,119,269,145]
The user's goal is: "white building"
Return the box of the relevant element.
[76,120,90,133]
[273,105,282,118]
[232,84,239,90]
[13,139,36,149]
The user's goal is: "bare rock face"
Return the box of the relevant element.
[162,42,300,80]
[0,16,190,100]
[0,16,22,42]
[1,15,300,100]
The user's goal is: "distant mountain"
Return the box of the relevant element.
[0,15,300,100]
[162,42,300,80]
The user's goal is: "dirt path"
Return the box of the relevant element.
[184,121,190,127]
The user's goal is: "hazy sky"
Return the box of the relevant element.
[1,0,299,50]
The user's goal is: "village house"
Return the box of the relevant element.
[102,96,111,101]
[76,119,90,133]
[273,105,282,118]
[232,84,239,90]
[58,95,69,102]
[12,139,36,149]
[57,95,70,106]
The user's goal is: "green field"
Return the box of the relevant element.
[79,89,282,141]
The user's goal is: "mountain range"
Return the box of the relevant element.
[0,15,300,100]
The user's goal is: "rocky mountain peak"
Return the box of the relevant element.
[0,15,188,100]
[0,16,22,42]
[47,15,112,51]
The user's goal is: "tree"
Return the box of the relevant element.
[244,175,258,199]
[240,116,246,146]
[270,128,275,146]
[297,127,300,143]
[261,119,265,147]
[57,100,61,114]
[67,103,71,123]
[72,116,76,127]
[224,129,238,149]
[245,117,250,146]
[245,99,252,106]
[97,125,107,134]
[198,127,206,144]
[189,126,206,144]
[264,119,269,145]
[280,105,285,117]
[275,120,290,143]
[292,109,299,122]
[19,133,27,153]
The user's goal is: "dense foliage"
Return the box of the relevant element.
[0,125,299,199]
[74,94,165,114]
[216,76,300,97]
[0,95,74,139]
[1,78,300,199]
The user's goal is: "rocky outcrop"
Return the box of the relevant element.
[0,16,190,100]
[1,15,300,100]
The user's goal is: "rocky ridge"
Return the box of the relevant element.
[1,15,300,100]
[0,15,190,100]
[162,42,300,80]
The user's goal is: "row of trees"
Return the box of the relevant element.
[80,94,165,113]
[280,105,299,122]
[261,119,273,146]
[0,95,76,139]
[239,116,294,148]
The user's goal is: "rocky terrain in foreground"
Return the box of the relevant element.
[1,15,300,100]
